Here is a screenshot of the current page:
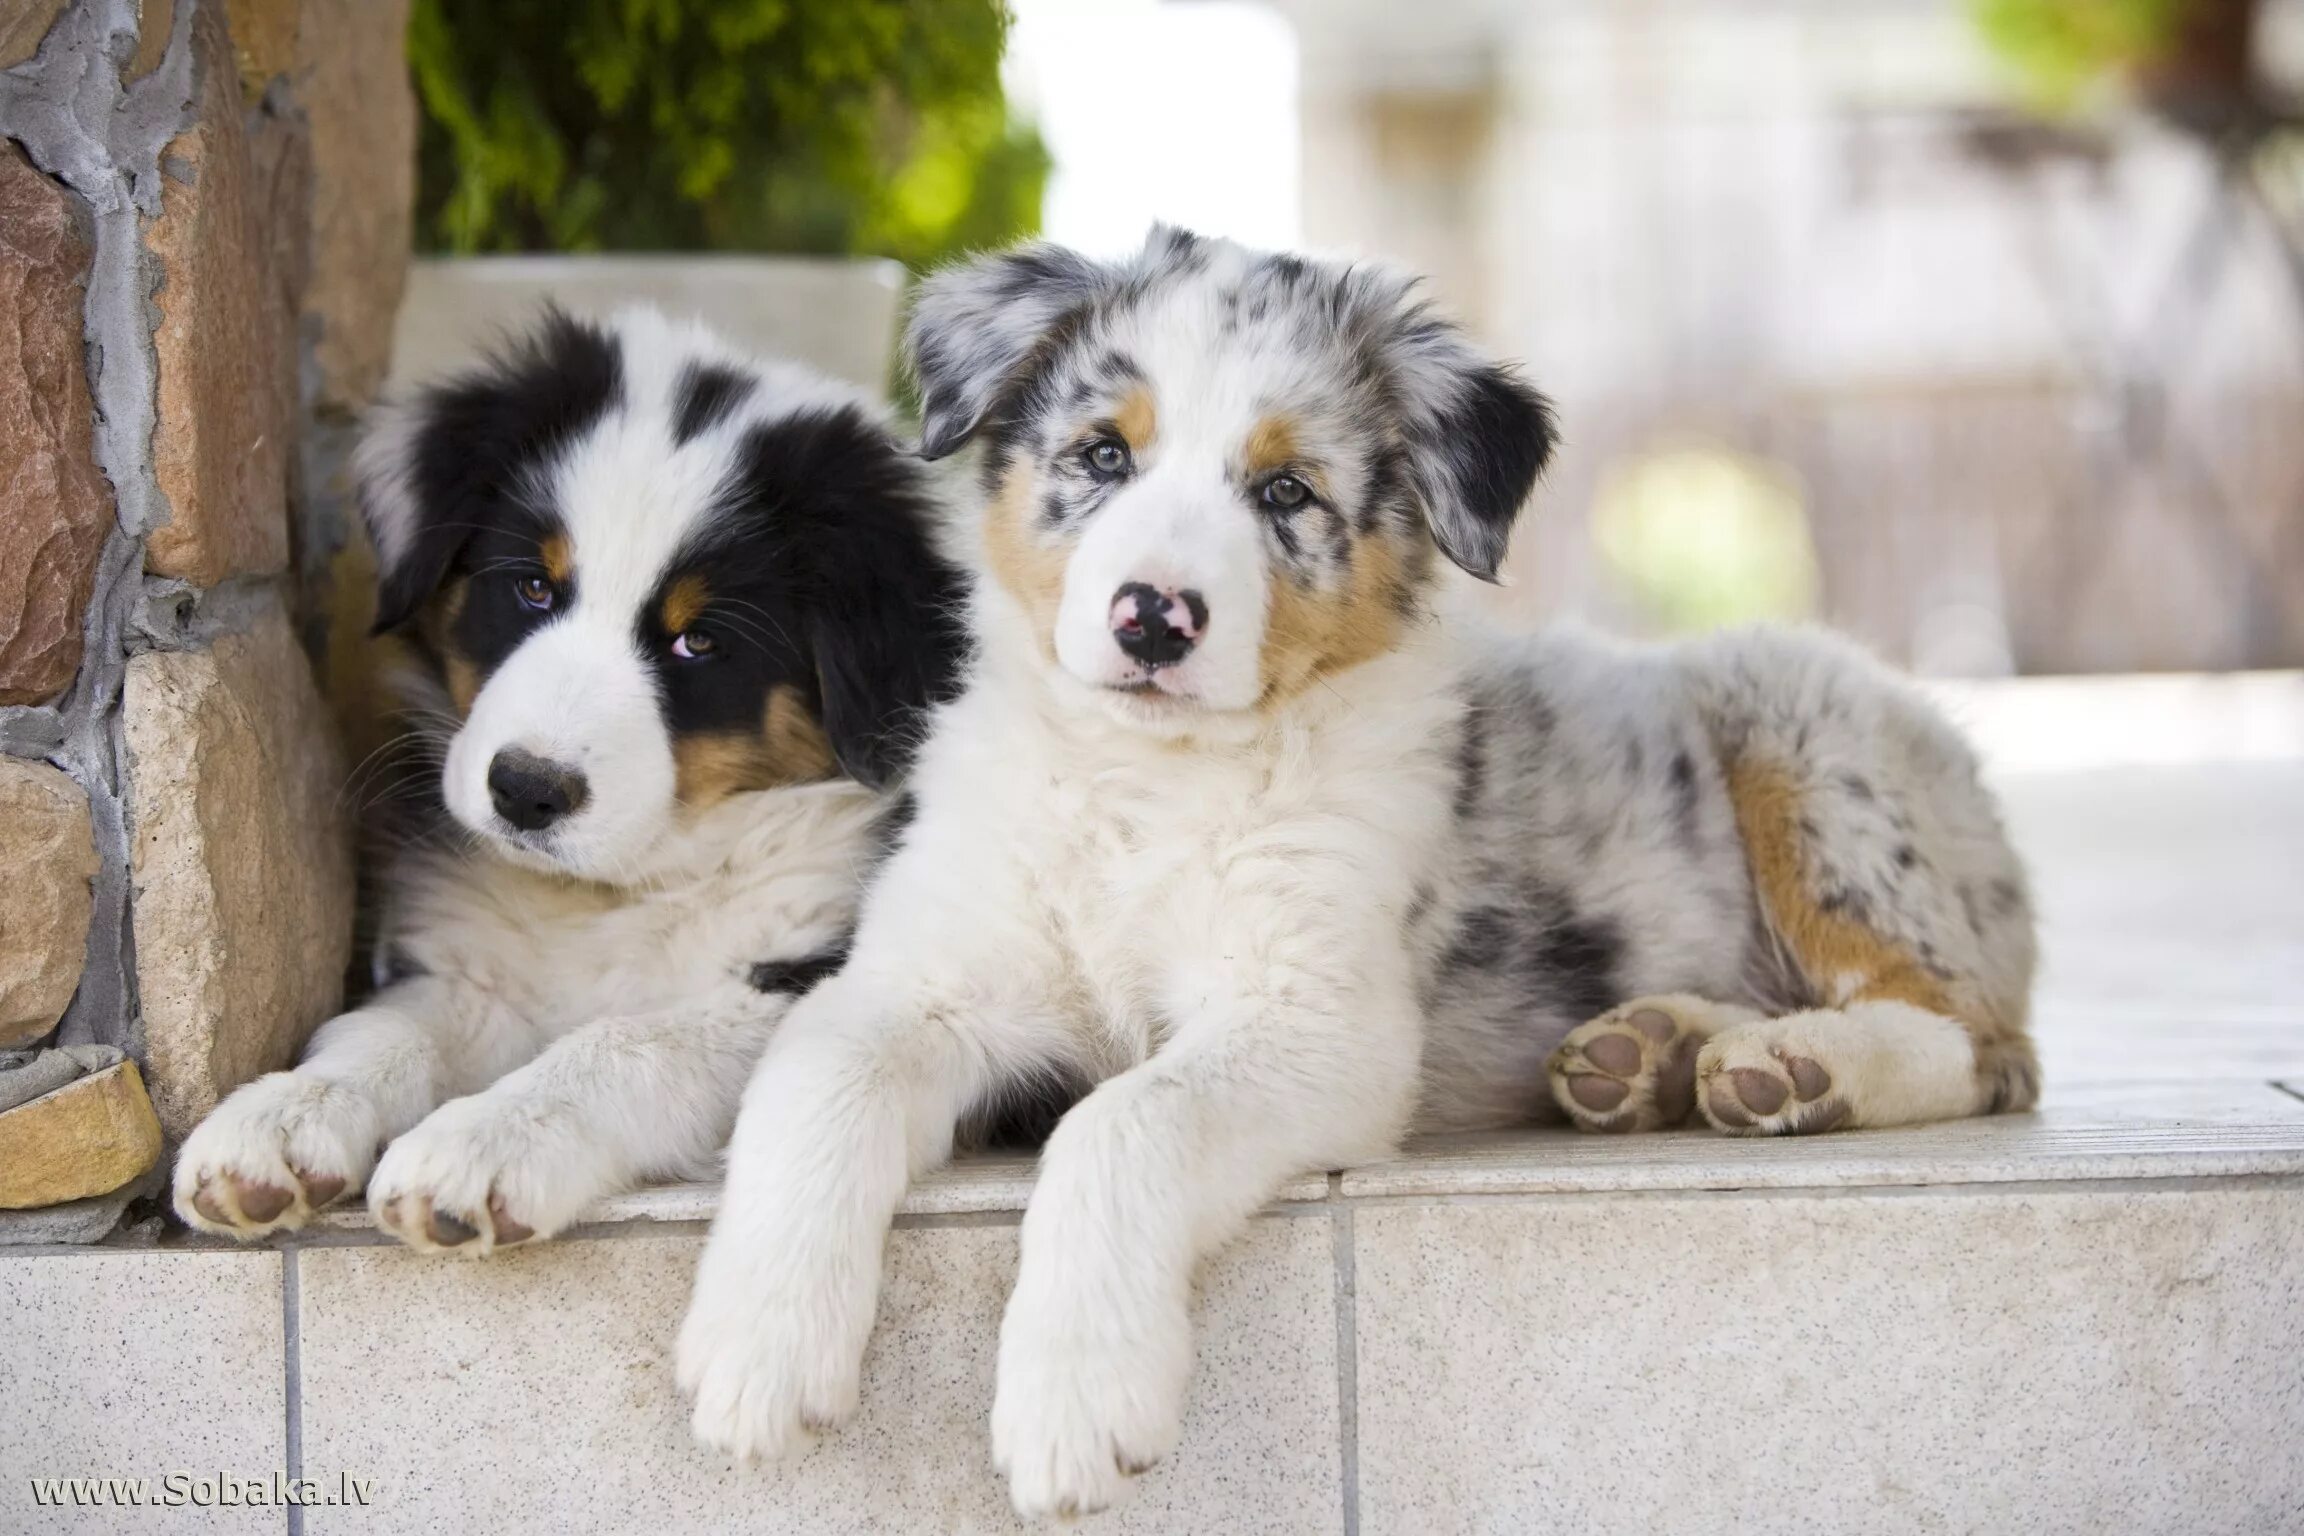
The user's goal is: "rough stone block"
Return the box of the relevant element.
[0,0,67,69]
[223,0,300,99]
[0,758,98,1048]
[125,603,352,1140]
[142,0,297,587]
[0,1058,164,1209]
[295,0,413,412]
[0,145,112,706]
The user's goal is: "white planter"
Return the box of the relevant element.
[384,255,909,402]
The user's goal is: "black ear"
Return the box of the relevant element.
[730,408,969,789]
[1354,281,1556,582]
[905,242,1118,459]
[356,306,625,632]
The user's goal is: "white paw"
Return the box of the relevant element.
[174,1073,377,1238]
[675,1229,871,1461]
[366,1094,600,1254]
[992,1289,1190,1521]
[1695,1028,1849,1136]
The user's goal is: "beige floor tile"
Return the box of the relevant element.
[298,1215,1339,1534]
[1,1248,285,1535]
[1351,1183,2304,1536]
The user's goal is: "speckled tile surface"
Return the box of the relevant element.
[311,1151,1331,1234]
[1340,1080,2304,1199]
[0,1249,285,1534]
[1351,1183,2304,1536]
[295,1215,1339,1534]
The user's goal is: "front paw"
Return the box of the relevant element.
[174,1074,375,1238]
[366,1097,597,1254]
[676,1232,869,1461]
[992,1290,1191,1521]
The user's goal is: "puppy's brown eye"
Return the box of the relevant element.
[671,630,716,661]
[1261,474,1311,510]
[514,575,556,611]
[1084,439,1131,479]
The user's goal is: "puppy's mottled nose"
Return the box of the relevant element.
[487,748,588,832]
[1110,582,1207,669]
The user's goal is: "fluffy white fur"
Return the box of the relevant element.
[173,310,939,1251]
[678,231,2035,1519]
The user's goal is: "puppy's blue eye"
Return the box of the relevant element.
[1084,439,1131,479]
[514,575,556,611]
[1261,474,1312,510]
[671,630,717,661]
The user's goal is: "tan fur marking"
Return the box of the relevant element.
[982,465,1069,660]
[539,533,573,586]
[1112,386,1157,454]
[421,579,480,715]
[1243,415,1300,479]
[1724,759,1954,1017]
[661,573,711,636]
[1257,536,1422,707]
[672,684,836,810]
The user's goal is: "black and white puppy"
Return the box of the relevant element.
[676,229,2036,1517]
[173,307,964,1252]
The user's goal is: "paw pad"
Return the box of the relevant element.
[1698,1045,1848,1135]
[1547,999,1713,1133]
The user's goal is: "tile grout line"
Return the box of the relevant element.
[1329,1171,1360,1536]
[2273,1081,2304,1107]
[283,1246,304,1536]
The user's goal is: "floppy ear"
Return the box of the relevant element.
[356,306,625,633]
[905,242,1118,460]
[354,401,465,634]
[1368,289,1557,582]
[731,408,970,788]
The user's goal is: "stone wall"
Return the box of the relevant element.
[0,0,408,1237]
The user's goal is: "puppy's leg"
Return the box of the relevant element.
[993,979,1419,1520]
[367,989,787,1254]
[1547,994,1762,1132]
[1695,999,2000,1134]
[1693,747,2039,1135]
[677,964,1058,1461]
[173,976,539,1238]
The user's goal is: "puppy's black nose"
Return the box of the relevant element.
[487,748,588,832]
[1110,582,1207,668]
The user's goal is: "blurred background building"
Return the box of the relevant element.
[403,0,2304,676]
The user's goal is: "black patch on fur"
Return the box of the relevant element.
[1453,708,1488,822]
[1436,885,1623,1028]
[1990,878,2024,916]
[681,407,969,787]
[1670,750,1701,844]
[1839,772,1875,802]
[671,361,756,445]
[1893,843,1919,870]
[748,945,850,997]
[368,307,624,634]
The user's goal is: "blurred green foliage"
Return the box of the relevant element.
[1968,0,2189,109]
[407,0,1048,266]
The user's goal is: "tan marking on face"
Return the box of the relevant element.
[420,579,481,715]
[1723,758,1958,1021]
[1112,386,1157,454]
[1257,533,1426,707]
[672,684,837,810]
[661,573,711,636]
[539,533,573,586]
[1243,414,1300,480]
[981,464,1070,660]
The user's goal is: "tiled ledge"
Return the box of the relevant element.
[9,1080,2304,1535]
[288,1078,2304,1240]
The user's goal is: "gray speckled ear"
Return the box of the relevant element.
[904,243,1119,460]
[1350,274,1557,582]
